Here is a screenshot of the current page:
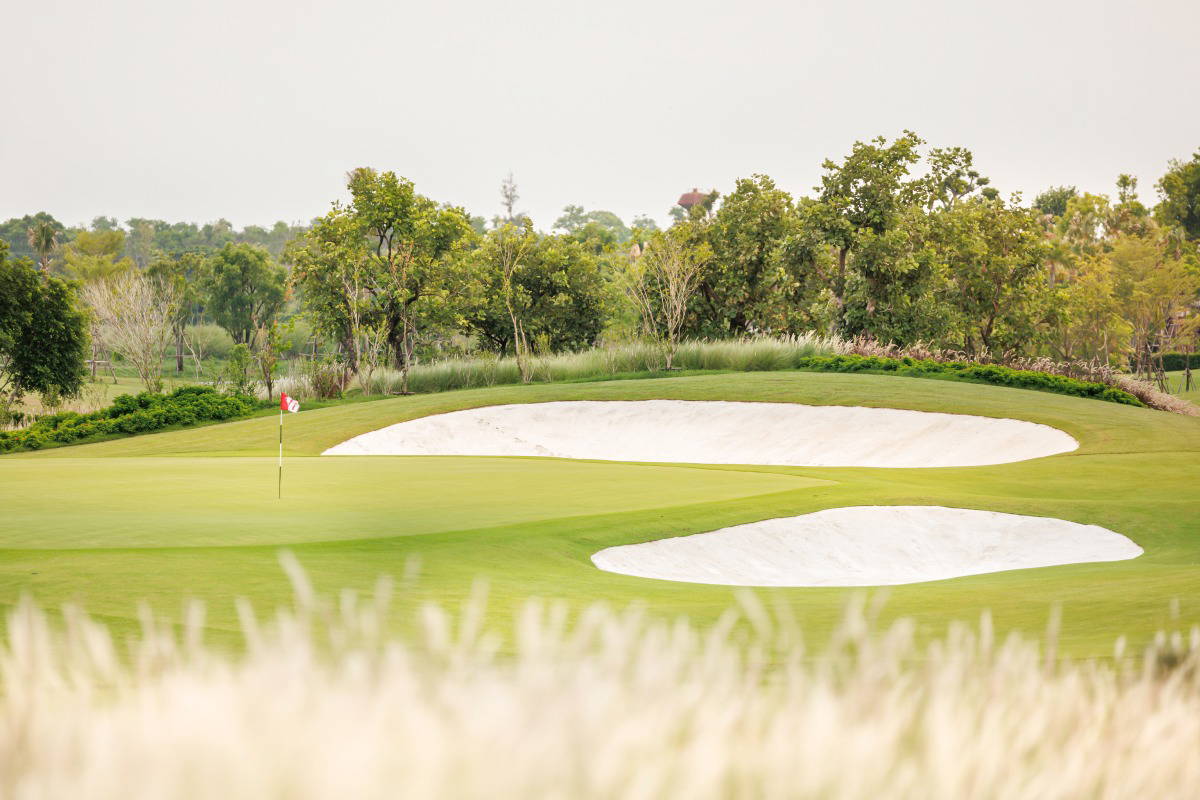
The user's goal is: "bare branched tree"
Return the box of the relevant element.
[83,273,180,393]
[500,172,519,223]
[624,230,709,370]
[339,259,392,396]
[491,223,537,383]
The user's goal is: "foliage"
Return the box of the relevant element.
[288,168,474,392]
[61,229,135,282]
[0,243,88,420]
[301,357,345,400]
[202,242,286,345]
[466,228,608,362]
[25,219,59,273]
[1032,185,1077,218]
[0,212,64,261]
[554,205,632,247]
[791,353,1144,407]
[1160,352,1200,371]
[1156,148,1200,240]
[807,131,930,336]
[930,197,1051,356]
[688,174,808,337]
[0,385,257,452]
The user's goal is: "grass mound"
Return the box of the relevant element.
[2,371,1197,657]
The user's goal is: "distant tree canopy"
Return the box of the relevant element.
[202,243,287,345]
[1033,186,1079,219]
[0,215,307,276]
[0,242,88,413]
[1156,150,1200,240]
[3,134,1198,398]
[0,213,65,262]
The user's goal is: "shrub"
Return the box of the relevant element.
[0,386,261,453]
[793,355,1146,408]
[304,357,345,400]
[222,344,258,396]
[1160,352,1200,372]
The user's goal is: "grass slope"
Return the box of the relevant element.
[3,370,1199,656]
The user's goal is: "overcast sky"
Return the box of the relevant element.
[4,0,1198,231]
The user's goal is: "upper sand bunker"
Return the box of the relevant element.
[591,506,1143,586]
[323,400,1078,467]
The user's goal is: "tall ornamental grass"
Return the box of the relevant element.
[368,333,845,396]
[2,564,1197,799]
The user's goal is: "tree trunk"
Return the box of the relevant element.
[175,327,184,373]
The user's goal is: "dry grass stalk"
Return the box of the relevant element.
[1,570,1198,800]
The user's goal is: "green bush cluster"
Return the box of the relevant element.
[792,355,1145,407]
[1159,353,1200,372]
[0,386,259,453]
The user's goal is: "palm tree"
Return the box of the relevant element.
[26,220,59,275]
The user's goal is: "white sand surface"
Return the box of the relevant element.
[591,506,1142,586]
[322,400,1077,467]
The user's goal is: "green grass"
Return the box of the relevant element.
[3,370,1199,656]
[1166,369,1200,404]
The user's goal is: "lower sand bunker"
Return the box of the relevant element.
[592,506,1143,586]
[323,400,1078,467]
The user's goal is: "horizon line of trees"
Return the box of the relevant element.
[2,134,1198,417]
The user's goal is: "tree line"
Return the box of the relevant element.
[2,132,1198,418]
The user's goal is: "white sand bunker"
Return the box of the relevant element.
[323,400,1077,467]
[592,506,1142,586]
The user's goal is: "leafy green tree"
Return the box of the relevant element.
[555,206,631,245]
[0,242,88,417]
[289,169,474,391]
[1033,186,1078,219]
[1108,234,1200,378]
[630,215,659,233]
[808,131,927,336]
[1056,193,1111,256]
[1048,255,1129,363]
[686,175,810,337]
[202,242,286,345]
[1107,175,1152,237]
[1155,149,1200,240]
[931,197,1050,356]
[466,229,608,360]
[62,230,134,282]
[923,146,995,210]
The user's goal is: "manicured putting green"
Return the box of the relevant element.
[0,456,819,548]
[2,370,1198,656]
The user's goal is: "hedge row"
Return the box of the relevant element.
[792,355,1145,407]
[0,386,259,453]
[1160,353,1200,372]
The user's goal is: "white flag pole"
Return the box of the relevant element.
[278,402,283,500]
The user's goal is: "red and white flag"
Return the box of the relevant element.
[280,393,300,413]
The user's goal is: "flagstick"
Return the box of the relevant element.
[278,404,283,500]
